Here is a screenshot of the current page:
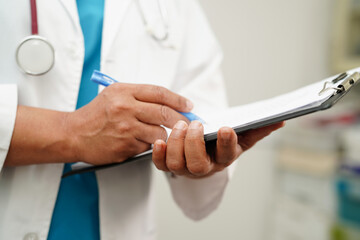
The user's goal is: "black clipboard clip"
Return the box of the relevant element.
[319,72,360,96]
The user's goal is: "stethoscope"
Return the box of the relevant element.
[16,0,55,76]
[16,0,172,76]
[135,0,173,48]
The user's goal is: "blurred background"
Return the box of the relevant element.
[154,0,360,239]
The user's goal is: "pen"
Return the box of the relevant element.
[91,70,205,123]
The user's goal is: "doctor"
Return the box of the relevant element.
[0,0,283,239]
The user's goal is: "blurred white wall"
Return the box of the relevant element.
[203,0,334,106]
[155,1,335,240]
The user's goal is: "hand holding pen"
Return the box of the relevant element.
[90,70,283,179]
[63,71,197,166]
[91,70,205,123]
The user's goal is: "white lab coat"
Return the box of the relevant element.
[0,0,230,239]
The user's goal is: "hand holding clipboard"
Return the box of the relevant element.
[63,68,360,177]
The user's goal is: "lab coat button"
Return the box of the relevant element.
[23,233,39,240]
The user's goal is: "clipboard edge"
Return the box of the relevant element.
[204,72,360,142]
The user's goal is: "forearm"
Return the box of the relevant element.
[4,106,75,166]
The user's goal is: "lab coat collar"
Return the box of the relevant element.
[58,0,82,33]
[58,0,133,61]
[101,0,134,60]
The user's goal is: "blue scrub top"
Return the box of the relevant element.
[47,0,104,239]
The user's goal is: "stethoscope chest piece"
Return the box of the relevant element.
[16,35,55,76]
[17,0,55,76]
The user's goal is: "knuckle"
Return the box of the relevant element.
[158,128,168,141]
[134,84,144,93]
[186,134,198,141]
[167,161,184,172]
[154,86,167,100]
[107,104,119,116]
[169,130,186,141]
[160,105,171,123]
[188,162,209,176]
[110,82,123,91]
[116,122,133,133]
[135,106,145,116]
[107,83,130,96]
[186,134,203,145]
[108,101,131,115]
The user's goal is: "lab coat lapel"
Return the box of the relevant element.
[58,0,81,33]
[101,0,134,60]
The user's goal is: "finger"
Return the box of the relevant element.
[184,121,212,176]
[135,102,190,128]
[116,139,151,162]
[238,122,285,151]
[132,140,152,156]
[133,122,168,144]
[133,85,193,112]
[165,120,188,175]
[152,139,169,171]
[215,127,242,165]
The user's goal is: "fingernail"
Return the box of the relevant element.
[188,120,202,130]
[186,100,193,110]
[174,120,187,130]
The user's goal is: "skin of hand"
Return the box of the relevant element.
[152,120,285,178]
[5,83,191,166]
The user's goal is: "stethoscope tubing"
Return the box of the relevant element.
[135,0,171,43]
[30,0,38,35]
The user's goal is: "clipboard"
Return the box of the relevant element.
[205,71,360,142]
[62,70,360,178]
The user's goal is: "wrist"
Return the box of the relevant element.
[5,106,81,166]
[61,111,82,163]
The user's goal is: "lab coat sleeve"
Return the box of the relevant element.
[166,0,236,221]
[0,84,17,172]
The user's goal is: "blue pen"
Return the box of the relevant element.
[91,70,206,123]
